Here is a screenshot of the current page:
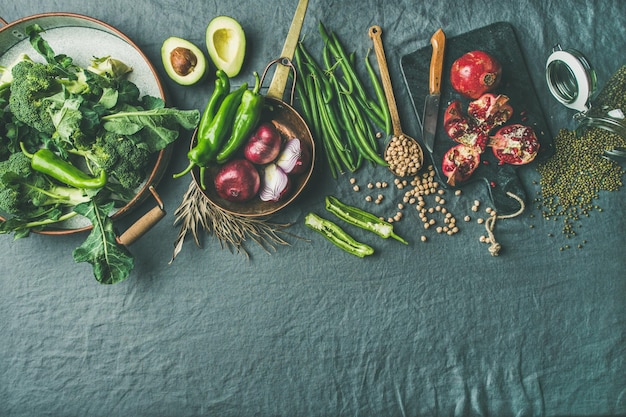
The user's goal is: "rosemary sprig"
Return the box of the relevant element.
[170,180,293,263]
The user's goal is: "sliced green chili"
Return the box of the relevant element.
[325,195,408,244]
[305,212,374,258]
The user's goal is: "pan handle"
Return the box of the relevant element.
[117,185,166,246]
[0,17,8,26]
[260,57,297,106]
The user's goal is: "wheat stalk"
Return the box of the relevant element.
[170,180,293,263]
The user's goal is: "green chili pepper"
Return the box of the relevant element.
[304,212,374,258]
[173,82,247,188]
[325,195,408,244]
[215,72,264,164]
[201,70,230,129]
[24,147,107,189]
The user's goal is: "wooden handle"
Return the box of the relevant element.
[117,205,166,246]
[117,186,166,246]
[368,25,402,136]
[428,28,446,95]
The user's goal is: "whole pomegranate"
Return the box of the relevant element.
[450,50,502,99]
[441,143,481,186]
[489,124,540,165]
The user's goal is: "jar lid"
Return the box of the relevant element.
[545,45,597,112]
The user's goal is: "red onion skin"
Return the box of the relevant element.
[214,159,260,202]
[243,122,283,165]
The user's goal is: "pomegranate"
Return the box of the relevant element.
[467,93,512,128]
[443,93,512,152]
[441,143,481,186]
[450,50,502,99]
[243,122,283,165]
[214,158,260,202]
[489,124,540,165]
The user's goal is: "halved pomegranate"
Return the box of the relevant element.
[489,124,540,165]
[443,94,512,152]
[467,93,513,128]
[441,143,481,186]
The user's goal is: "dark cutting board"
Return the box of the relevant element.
[401,22,554,215]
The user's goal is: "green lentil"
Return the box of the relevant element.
[537,127,625,239]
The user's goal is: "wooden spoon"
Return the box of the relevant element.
[369,25,424,177]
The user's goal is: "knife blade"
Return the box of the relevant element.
[422,28,446,154]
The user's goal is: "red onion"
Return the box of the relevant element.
[243,122,283,165]
[259,163,290,202]
[276,138,311,175]
[214,158,260,202]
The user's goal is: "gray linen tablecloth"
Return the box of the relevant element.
[0,1,624,416]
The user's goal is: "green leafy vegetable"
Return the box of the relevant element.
[0,24,200,284]
[72,200,134,284]
[102,107,201,153]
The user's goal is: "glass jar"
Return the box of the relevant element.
[546,44,626,139]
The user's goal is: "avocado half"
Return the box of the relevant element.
[206,16,246,78]
[161,36,207,86]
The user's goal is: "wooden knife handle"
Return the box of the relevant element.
[429,28,446,95]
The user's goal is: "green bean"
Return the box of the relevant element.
[354,94,386,133]
[346,96,387,166]
[328,29,368,103]
[298,43,333,103]
[318,22,355,96]
[320,124,340,178]
[313,73,356,172]
[331,78,363,169]
[365,48,391,134]
[304,75,322,140]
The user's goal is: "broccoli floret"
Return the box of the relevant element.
[8,60,60,135]
[0,151,90,217]
[104,135,151,190]
[73,132,151,192]
[0,54,33,99]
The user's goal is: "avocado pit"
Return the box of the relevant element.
[161,36,207,86]
[170,47,198,76]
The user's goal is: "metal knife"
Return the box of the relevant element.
[422,28,446,154]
